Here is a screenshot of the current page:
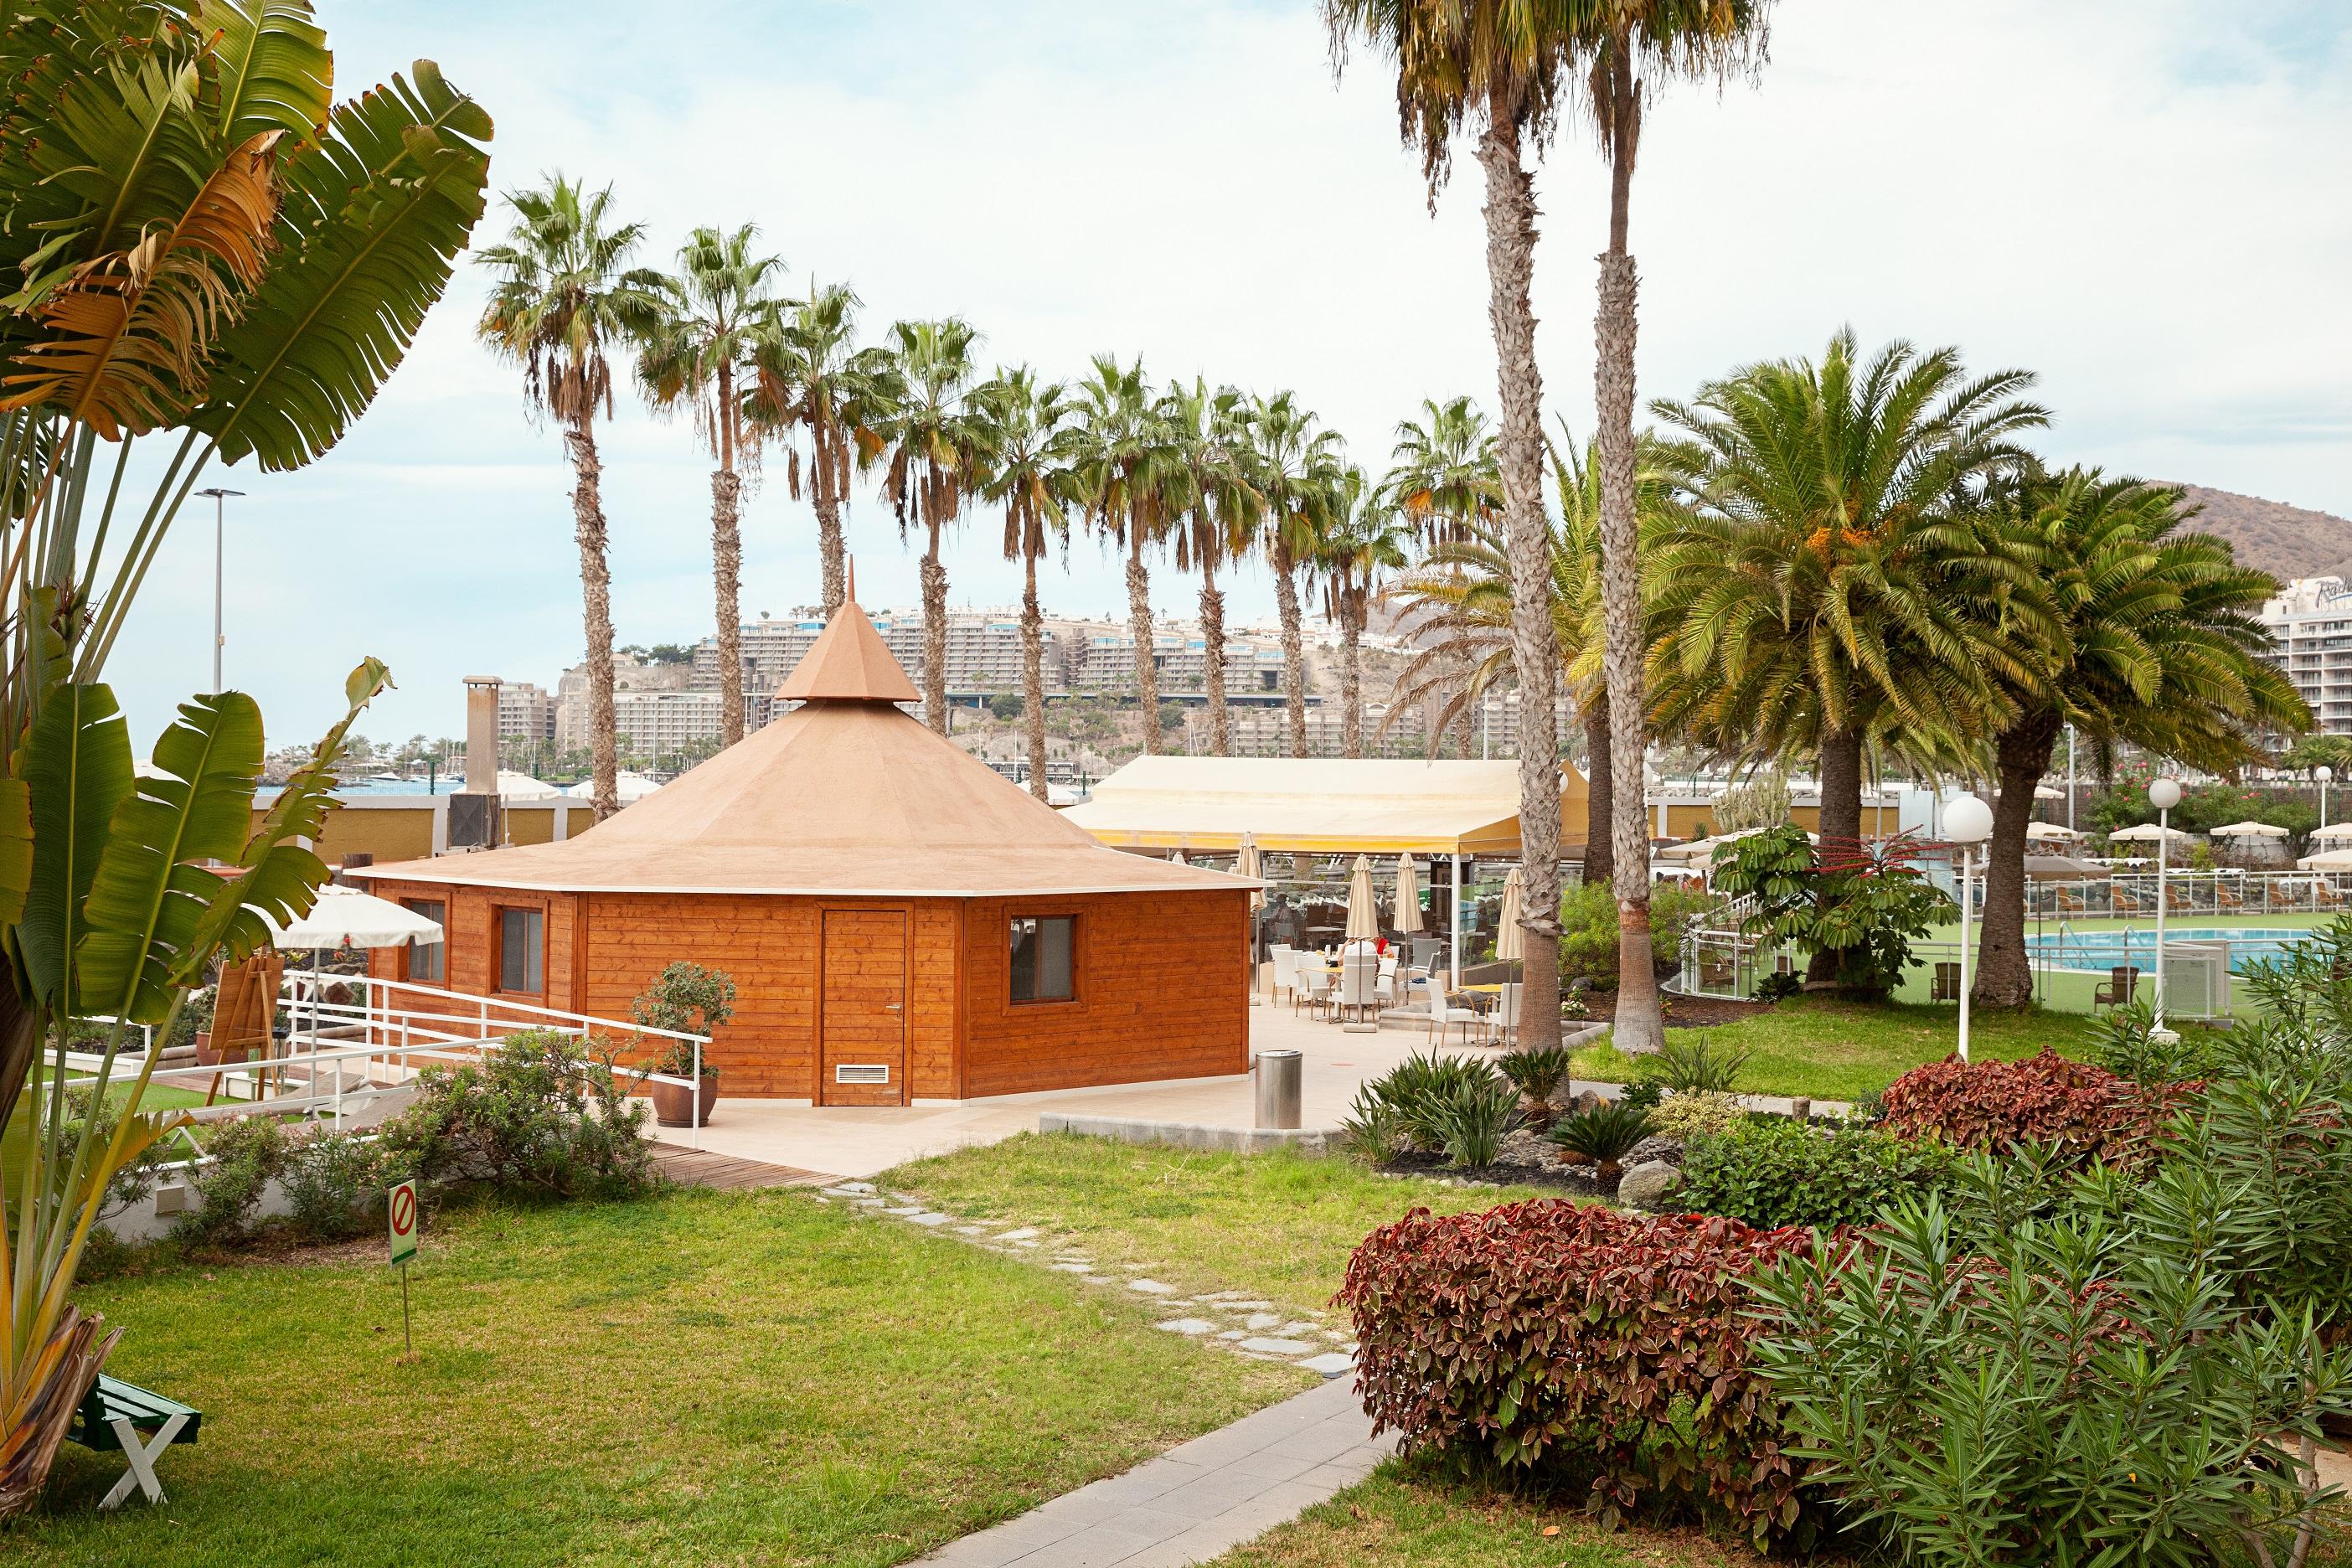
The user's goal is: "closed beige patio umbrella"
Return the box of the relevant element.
[1344,854,1380,942]
[1493,865,1524,966]
[1391,854,1424,935]
[1235,833,1262,912]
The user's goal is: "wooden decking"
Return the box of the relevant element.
[652,1143,835,1191]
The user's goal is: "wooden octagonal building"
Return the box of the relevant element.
[353,601,1256,1105]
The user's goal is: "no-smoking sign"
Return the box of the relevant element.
[387,1180,419,1266]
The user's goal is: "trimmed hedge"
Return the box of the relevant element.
[1679,1116,1959,1230]
[1876,1046,2185,1163]
[1339,1200,1821,1549]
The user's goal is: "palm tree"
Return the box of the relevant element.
[1164,379,1262,755]
[1070,355,1179,753]
[637,224,786,748]
[1322,0,1581,1052]
[1248,390,1344,757]
[1567,0,1773,1053]
[477,175,666,819]
[1649,329,2050,984]
[1388,426,1680,888]
[1386,395,1504,754]
[870,317,984,734]
[751,279,897,618]
[1318,467,1411,757]
[1968,470,2306,1007]
[975,366,1075,802]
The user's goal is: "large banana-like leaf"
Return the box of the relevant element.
[11,685,132,1013]
[183,658,388,967]
[199,0,333,147]
[193,61,491,471]
[73,692,265,1024]
[1,131,283,438]
[0,35,218,312]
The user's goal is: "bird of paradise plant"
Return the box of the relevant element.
[0,0,491,1509]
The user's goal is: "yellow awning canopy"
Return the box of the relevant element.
[1064,756,1589,857]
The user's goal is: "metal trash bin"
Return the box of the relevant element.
[1253,1049,1302,1130]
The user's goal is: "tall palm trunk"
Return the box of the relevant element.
[1021,547,1049,802]
[1199,560,1229,756]
[1477,106,1563,1055]
[1582,694,1615,891]
[1128,528,1162,755]
[1271,544,1308,758]
[921,492,950,735]
[1808,725,1865,984]
[568,415,620,819]
[1339,588,1364,759]
[1595,53,1660,1055]
[1974,712,2059,1008]
[710,364,745,747]
[815,429,848,617]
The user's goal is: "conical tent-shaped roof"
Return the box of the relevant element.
[357,603,1250,898]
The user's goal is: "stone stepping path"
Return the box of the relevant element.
[812,1181,1358,1382]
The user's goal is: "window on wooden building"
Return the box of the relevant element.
[497,906,544,993]
[404,900,446,983]
[1008,916,1074,1003]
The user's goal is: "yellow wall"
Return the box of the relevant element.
[1660,802,1901,840]
[252,803,437,865]
[503,805,598,846]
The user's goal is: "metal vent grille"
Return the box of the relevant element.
[835,1064,890,1085]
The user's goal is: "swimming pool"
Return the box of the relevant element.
[2026,926,2319,973]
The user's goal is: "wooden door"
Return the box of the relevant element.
[820,910,909,1106]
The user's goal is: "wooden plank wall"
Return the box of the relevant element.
[365,880,1246,1101]
[957,890,1251,1098]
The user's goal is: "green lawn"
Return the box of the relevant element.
[1577,996,2104,1103]
[15,1186,1306,1567]
[1209,1460,1753,1566]
[888,1135,1557,1320]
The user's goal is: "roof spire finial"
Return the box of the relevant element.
[845,556,856,606]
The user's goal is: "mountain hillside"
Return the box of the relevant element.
[2170,485,2352,583]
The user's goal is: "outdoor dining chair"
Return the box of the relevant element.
[1338,952,1380,1025]
[1427,989,1490,1050]
[1297,963,1335,1020]
[1267,943,1298,1004]
[1493,982,1522,1047]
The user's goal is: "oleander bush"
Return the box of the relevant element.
[1425,1074,1524,1168]
[1679,1116,1960,1230]
[1876,1046,2185,1164]
[1341,1201,1823,1550]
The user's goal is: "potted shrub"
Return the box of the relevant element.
[632,962,735,1127]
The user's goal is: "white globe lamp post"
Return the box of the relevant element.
[2319,766,2333,835]
[2148,776,2183,1039]
[1946,792,1994,1064]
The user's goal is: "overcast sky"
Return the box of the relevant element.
[106,0,2352,750]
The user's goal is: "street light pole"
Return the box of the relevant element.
[1945,794,1994,1064]
[2319,766,2333,833]
[2149,776,2182,1036]
[196,487,244,693]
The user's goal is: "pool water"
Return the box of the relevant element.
[2026,926,2318,973]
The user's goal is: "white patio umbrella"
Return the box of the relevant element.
[266,885,444,950]
[1391,854,1425,935]
[496,770,563,801]
[562,771,660,803]
[2208,820,2289,838]
[1344,854,1380,942]
[2025,820,2083,842]
[2298,847,2352,871]
[2024,854,2104,881]
[2310,822,2352,844]
[1493,866,1524,966]
[2107,822,2193,843]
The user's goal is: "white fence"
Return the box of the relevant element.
[64,968,715,1147]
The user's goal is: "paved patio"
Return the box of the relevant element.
[653,1003,1465,1179]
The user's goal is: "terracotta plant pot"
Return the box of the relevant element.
[651,1075,720,1128]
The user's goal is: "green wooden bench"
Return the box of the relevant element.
[67,1375,200,1509]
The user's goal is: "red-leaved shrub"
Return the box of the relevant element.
[1876,1047,2187,1163]
[1338,1200,1820,1549]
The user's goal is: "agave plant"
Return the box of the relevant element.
[0,0,490,1511]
